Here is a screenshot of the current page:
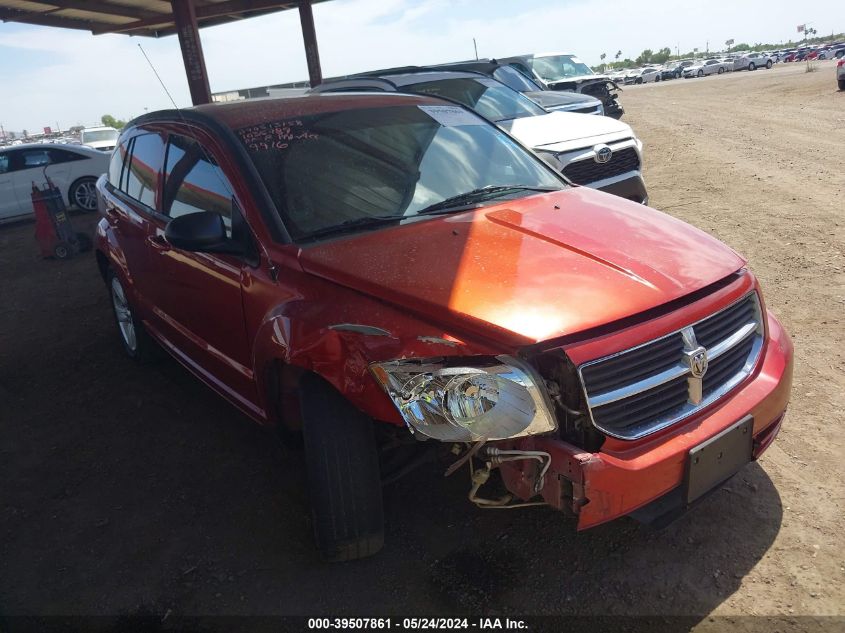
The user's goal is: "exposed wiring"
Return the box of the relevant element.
[466,455,549,510]
[444,440,486,478]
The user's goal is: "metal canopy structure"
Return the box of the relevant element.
[0,0,331,104]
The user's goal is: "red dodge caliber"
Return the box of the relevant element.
[94,94,792,561]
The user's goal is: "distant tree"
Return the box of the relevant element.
[101,114,126,129]
[599,52,606,71]
[22,129,28,138]
[69,125,85,133]
[652,47,672,64]
[615,50,622,62]
[635,49,654,64]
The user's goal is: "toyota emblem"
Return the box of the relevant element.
[594,145,613,164]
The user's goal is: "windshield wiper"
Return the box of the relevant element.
[416,185,559,216]
[299,214,408,242]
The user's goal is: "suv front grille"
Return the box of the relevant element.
[562,147,640,185]
[577,293,764,440]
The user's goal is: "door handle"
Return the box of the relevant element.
[147,234,170,251]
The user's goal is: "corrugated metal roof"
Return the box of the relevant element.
[0,1,331,37]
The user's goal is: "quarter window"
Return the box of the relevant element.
[163,134,235,234]
[48,149,87,164]
[123,133,165,208]
[108,142,128,188]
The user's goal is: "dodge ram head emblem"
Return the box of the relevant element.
[594,144,613,163]
[689,349,709,378]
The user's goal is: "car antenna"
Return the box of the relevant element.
[137,43,180,111]
[135,43,242,245]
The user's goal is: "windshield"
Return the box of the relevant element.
[492,66,543,92]
[238,104,563,242]
[407,77,547,122]
[82,129,118,143]
[529,55,594,82]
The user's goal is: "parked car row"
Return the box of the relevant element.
[313,67,647,203]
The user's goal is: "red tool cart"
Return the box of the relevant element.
[32,179,92,259]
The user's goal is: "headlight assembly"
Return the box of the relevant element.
[370,356,557,442]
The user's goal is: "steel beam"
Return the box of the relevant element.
[298,0,322,87]
[171,0,211,105]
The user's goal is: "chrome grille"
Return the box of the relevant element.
[562,147,640,186]
[578,293,764,440]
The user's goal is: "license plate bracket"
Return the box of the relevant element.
[685,415,753,504]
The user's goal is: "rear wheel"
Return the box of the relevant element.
[718,67,725,74]
[69,177,98,212]
[839,79,845,91]
[299,373,384,562]
[53,242,71,259]
[107,269,158,363]
[748,62,756,71]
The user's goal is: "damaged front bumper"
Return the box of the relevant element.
[495,311,793,529]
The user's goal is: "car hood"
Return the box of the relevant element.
[523,90,599,109]
[498,111,633,150]
[298,188,746,346]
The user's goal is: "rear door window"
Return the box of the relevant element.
[122,133,165,209]
[163,134,235,235]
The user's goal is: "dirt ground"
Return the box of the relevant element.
[1,61,843,629]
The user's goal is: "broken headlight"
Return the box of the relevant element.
[370,356,557,442]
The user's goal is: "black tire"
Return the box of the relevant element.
[75,232,92,253]
[675,70,681,79]
[69,177,98,212]
[53,242,71,259]
[635,77,643,84]
[839,79,845,91]
[718,67,725,74]
[748,62,756,71]
[299,373,384,562]
[106,268,158,363]
[766,60,773,69]
[697,69,704,77]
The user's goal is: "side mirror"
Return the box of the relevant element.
[164,212,242,255]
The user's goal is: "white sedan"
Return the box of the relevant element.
[684,59,732,78]
[624,67,661,84]
[0,143,110,223]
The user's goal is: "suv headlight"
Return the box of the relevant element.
[370,356,557,442]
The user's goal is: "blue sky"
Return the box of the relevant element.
[0,0,842,132]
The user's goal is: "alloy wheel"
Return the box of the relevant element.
[73,180,98,211]
[111,277,137,352]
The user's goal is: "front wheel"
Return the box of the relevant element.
[748,62,756,71]
[766,60,773,68]
[299,373,384,562]
[718,67,725,74]
[697,69,704,77]
[69,177,98,212]
[839,79,845,91]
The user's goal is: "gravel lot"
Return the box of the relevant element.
[1,60,843,629]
